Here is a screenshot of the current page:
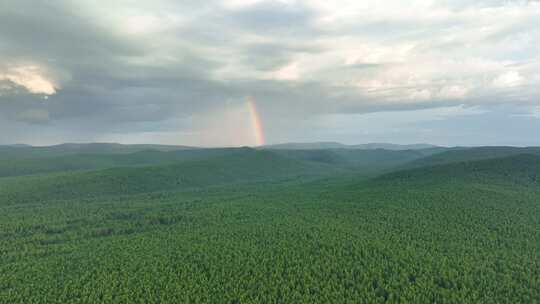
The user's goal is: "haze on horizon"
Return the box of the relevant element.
[1,0,540,147]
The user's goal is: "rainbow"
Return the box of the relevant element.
[246,96,265,146]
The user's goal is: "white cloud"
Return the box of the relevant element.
[120,15,170,35]
[0,65,57,95]
[439,85,469,99]
[109,0,540,109]
[409,89,433,101]
[222,0,265,9]
[266,61,300,81]
[223,0,297,10]
[492,71,525,89]
[343,43,416,65]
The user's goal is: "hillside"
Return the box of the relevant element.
[271,148,441,173]
[1,147,539,303]
[404,146,540,169]
[0,145,449,179]
[375,153,540,187]
[0,148,340,204]
[0,148,244,178]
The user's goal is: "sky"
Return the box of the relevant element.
[1,0,540,147]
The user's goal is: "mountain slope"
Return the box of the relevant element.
[0,145,449,179]
[375,153,540,187]
[0,148,245,178]
[271,148,442,174]
[403,146,540,169]
[0,148,341,204]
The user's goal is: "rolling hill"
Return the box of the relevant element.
[270,148,441,174]
[2,145,540,303]
[375,153,540,187]
[1,144,540,303]
[0,148,247,178]
[0,148,341,204]
[403,146,540,169]
[0,144,448,179]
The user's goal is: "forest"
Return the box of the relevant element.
[1,144,539,303]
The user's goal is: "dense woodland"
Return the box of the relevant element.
[1,144,539,303]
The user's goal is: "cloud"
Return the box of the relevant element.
[267,61,300,81]
[492,71,525,88]
[16,108,50,124]
[0,0,540,145]
[97,99,259,147]
[527,106,540,119]
[0,65,57,95]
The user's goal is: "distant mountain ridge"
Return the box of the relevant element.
[31,142,196,152]
[263,142,439,150]
[1,144,32,148]
[0,142,441,161]
[262,142,346,150]
[0,143,197,159]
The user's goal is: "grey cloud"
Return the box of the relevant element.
[1,0,540,145]
[240,42,324,71]
[0,2,143,63]
[16,108,50,124]
[226,1,316,34]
